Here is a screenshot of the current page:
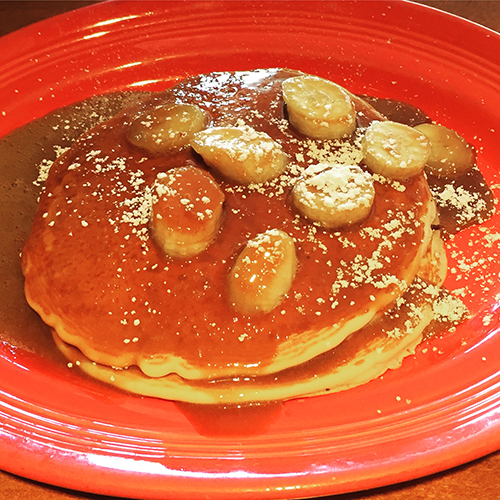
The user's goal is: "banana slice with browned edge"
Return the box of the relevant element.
[362,120,431,180]
[414,123,475,179]
[150,166,225,258]
[127,103,208,155]
[292,163,375,229]
[228,229,297,315]
[282,75,357,140]
[191,125,288,185]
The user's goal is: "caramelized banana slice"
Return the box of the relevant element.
[228,229,297,315]
[191,125,288,184]
[151,166,224,258]
[128,103,208,155]
[292,163,375,229]
[362,121,431,180]
[414,123,475,179]
[282,75,356,139]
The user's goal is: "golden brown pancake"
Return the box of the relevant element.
[23,69,441,399]
[52,276,461,404]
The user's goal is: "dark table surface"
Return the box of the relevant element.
[1,1,500,499]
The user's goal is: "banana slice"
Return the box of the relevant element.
[150,166,225,258]
[362,120,431,180]
[228,229,297,315]
[191,125,288,184]
[414,123,475,179]
[282,75,356,140]
[127,103,208,155]
[292,163,375,229]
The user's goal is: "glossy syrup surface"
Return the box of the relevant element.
[21,70,434,378]
[1,72,494,393]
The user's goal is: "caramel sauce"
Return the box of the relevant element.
[360,95,431,127]
[0,71,495,436]
[363,95,496,237]
[21,70,433,378]
[0,92,148,360]
[177,401,284,437]
[427,168,496,237]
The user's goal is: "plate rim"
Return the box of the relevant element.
[2,1,500,498]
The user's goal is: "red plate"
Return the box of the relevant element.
[2,1,500,498]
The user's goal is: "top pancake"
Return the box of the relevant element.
[22,68,435,380]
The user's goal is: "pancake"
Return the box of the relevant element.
[21,68,470,403]
[53,276,465,404]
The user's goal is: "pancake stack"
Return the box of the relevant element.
[22,69,474,404]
